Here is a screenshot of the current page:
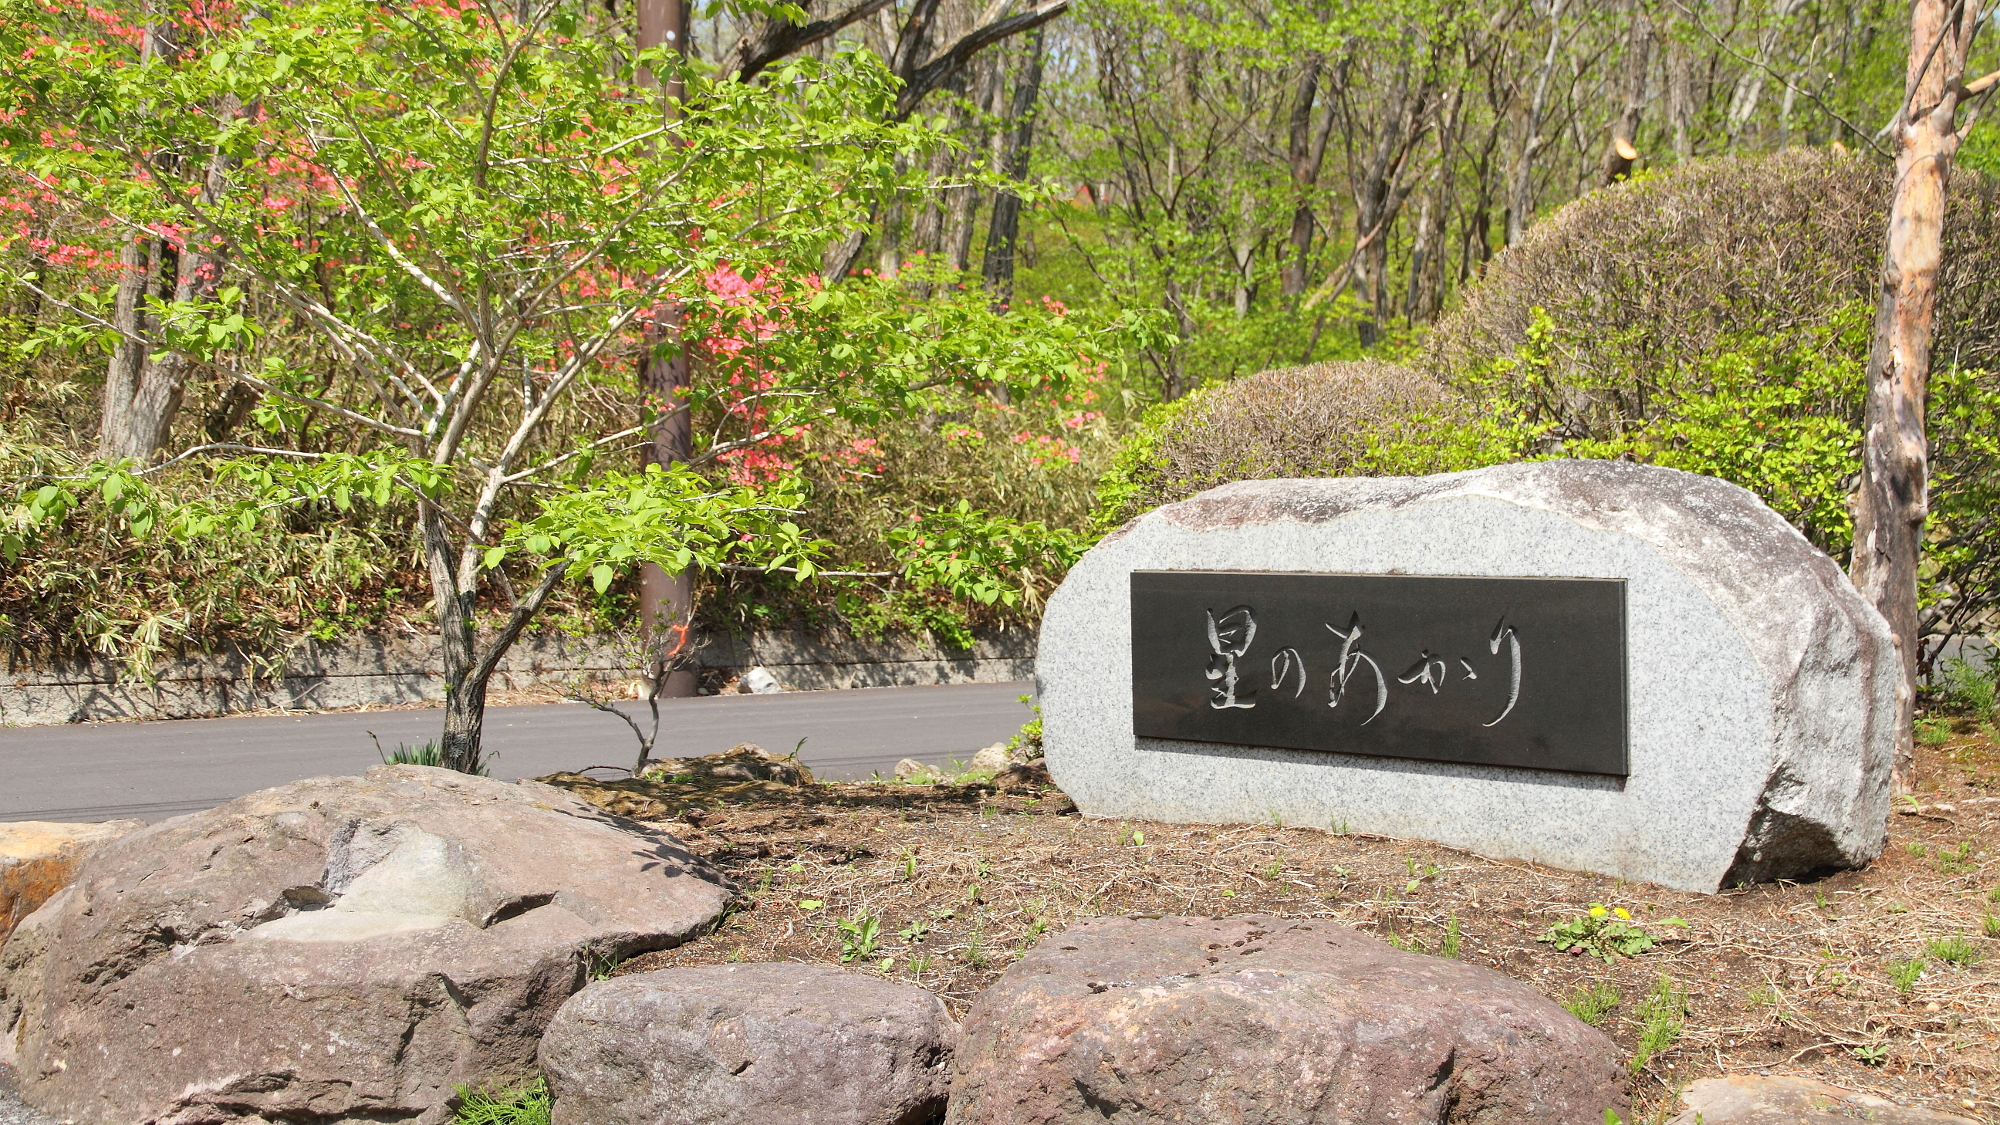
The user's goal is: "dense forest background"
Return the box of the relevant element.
[2,0,1996,685]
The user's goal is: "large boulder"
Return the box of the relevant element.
[0,820,143,948]
[1040,462,1898,891]
[541,963,957,1125]
[946,915,1628,1125]
[1666,1076,1979,1124]
[0,765,730,1125]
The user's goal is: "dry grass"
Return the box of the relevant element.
[558,724,2000,1124]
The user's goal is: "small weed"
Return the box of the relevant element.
[1539,904,1686,962]
[1218,888,1236,898]
[1906,843,1930,858]
[797,899,824,912]
[1562,981,1620,1026]
[1813,888,1833,912]
[1935,841,1978,874]
[1851,1042,1890,1066]
[906,954,933,974]
[1268,808,1284,828]
[373,736,491,778]
[898,848,918,880]
[1983,913,2000,939]
[1629,976,1686,1073]
[753,868,773,896]
[837,913,882,962]
[1990,885,2000,903]
[1330,817,1350,834]
[1115,823,1146,847]
[583,950,624,982]
[1263,858,1283,880]
[454,1079,552,1125]
[1439,916,1462,959]
[1925,935,1982,967]
[965,912,988,968]
[1019,916,1049,952]
[1888,956,1927,992]
[1939,657,1997,714]
[899,917,930,944]
[1915,716,1954,745]
[1745,984,1781,1009]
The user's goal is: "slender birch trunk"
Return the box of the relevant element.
[1851,0,1987,790]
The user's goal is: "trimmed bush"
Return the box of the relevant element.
[1093,360,1523,526]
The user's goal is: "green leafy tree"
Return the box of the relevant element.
[0,0,1084,771]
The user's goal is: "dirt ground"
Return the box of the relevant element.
[557,718,2000,1125]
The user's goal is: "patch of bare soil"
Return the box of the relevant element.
[554,722,2000,1124]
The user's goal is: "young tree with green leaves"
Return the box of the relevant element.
[0,0,1103,772]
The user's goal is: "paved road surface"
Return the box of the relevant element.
[0,681,1036,824]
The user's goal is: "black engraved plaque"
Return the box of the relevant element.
[1130,571,1628,777]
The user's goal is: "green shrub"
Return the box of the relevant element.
[1425,150,2000,660]
[1091,360,1533,527]
[454,1079,551,1125]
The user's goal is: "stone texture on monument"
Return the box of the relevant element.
[540,963,957,1125]
[1038,461,1897,892]
[945,914,1627,1125]
[0,765,729,1125]
[0,821,142,948]
[1665,1075,1979,1124]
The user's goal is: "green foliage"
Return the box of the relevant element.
[1938,658,1998,715]
[1538,903,1686,963]
[454,1080,552,1125]
[1561,306,1869,555]
[1887,956,1927,993]
[837,912,882,962]
[1006,694,1044,758]
[1629,976,1686,1073]
[1924,935,1982,968]
[378,739,491,778]
[1561,981,1621,1026]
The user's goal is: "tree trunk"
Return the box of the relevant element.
[99,20,187,464]
[1851,0,1981,792]
[1601,8,1651,184]
[1280,55,1338,301]
[981,27,1046,304]
[636,0,699,698]
[422,504,486,774]
[1508,0,1566,246]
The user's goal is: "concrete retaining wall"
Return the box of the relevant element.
[0,627,1036,726]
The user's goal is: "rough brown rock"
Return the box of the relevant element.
[946,914,1628,1125]
[0,765,729,1125]
[0,821,142,948]
[541,963,956,1125]
[1666,1076,1978,1124]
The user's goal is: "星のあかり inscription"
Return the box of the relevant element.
[1133,571,1628,777]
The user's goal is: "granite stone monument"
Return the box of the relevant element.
[1038,461,1897,892]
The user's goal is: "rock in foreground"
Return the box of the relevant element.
[0,820,142,947]
[1666,1075,1978,1124]
[947,914,1628,1125]
[0,766,729,1125]
[541,963,956,1125]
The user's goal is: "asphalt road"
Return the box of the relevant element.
[0,681,1037,824]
